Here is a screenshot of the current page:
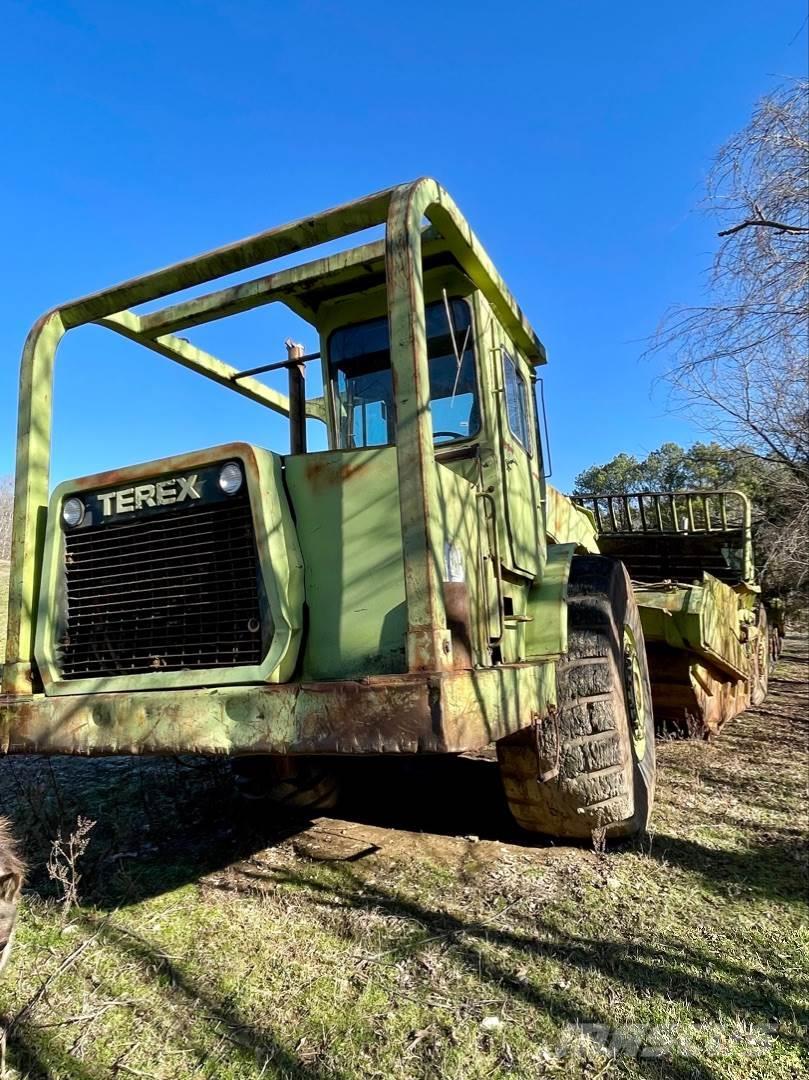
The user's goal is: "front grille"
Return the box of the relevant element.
[58,496,265,679]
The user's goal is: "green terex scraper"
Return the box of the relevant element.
[0,180,765,838]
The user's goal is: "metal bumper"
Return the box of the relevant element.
[1,662,554,757]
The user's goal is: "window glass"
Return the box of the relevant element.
[328,299,479,448]
[503,350,531,452]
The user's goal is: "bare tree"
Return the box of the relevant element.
[0,476,12,562]
[652,79,809,597]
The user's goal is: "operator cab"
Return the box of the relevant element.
[304,254,547,583]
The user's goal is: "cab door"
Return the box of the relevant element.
[495,333,545,579]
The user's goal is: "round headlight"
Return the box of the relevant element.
[62,497,85,528]
[218,461,243,495]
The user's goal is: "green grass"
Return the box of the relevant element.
[0,640,807,1079]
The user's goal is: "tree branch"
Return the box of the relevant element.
[718,218,809,237]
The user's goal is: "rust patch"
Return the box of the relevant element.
[647,645,749,738]
[443,582,473,670]
[302,454,374,490]
[0,663,545,759]
[1,675,449,757]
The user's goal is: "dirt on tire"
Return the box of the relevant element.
[497,555,656,840]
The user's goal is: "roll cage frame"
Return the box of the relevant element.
[4,178,546,695]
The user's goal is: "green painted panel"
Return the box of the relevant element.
[284,446,408,680]
[545,485,599,551]
[525,543,576,659]
[635,573,747,678]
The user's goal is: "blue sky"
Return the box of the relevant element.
[1,0,806,492]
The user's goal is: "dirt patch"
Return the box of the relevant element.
[200,816,601,903]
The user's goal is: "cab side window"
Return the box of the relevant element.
[503,350,531,453]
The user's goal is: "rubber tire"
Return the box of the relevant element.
[497,555,656,840]
[750,607,769,706]
[232,757,340,811]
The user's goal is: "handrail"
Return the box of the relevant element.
[573,489,752,535]
[573,489,756,585]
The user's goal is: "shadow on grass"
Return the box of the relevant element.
[6,913,349,1080]
[5,1022,97,1080]
[648,830,808,904]
[4,741,805,914]
[7,1020,345,1080]
[228,859,809,1018]
[9,855,803,1080]
[104,860,809,1077]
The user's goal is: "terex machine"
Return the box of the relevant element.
[1,180,656,839]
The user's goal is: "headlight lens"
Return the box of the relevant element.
[62,497,85,527]
[218,461,243,495]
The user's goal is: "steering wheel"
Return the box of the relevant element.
[433,430,465,442]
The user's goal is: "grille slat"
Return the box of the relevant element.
[59,494,265,679]
[66,553,258,578]
[65,533,257,569]
[65,519,256,559]
[61,649,256,667]
[66,572,258,595]
[65,586,259,612]
[65,503,246,544]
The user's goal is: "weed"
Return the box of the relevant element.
[46,817,96,914]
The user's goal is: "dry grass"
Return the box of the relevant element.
[0,640,807,1079]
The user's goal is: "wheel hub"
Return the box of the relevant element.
[623,626,649,759]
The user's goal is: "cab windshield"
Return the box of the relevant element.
[329,298,479,448]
